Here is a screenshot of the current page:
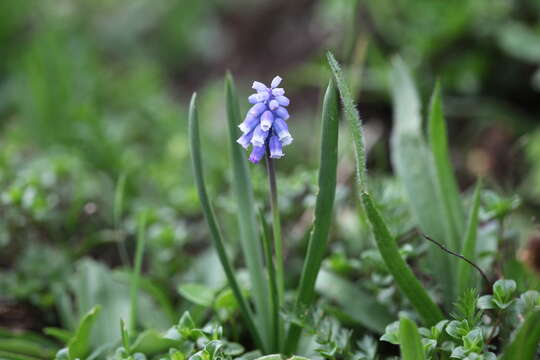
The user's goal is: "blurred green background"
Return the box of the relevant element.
[1,0,540,347]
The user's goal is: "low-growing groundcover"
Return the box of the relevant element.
[1,52,540,360]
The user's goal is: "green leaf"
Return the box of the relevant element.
[428,82,465,246]
[315,269,394,333]
[188,93,264,351]
[390,57,455,303]
[501,309,540,360]
[285,78,340,353]
[326,51,367,192]
[177,283,216,307]
[0,338,56,359]
[361,192,444,325]
[225,72,272,349]
[43,328,72,344]
[129,329,179,356]
[457,180,482,295]
[67,306,101,360]
[380,321,400,345]
[120,319,130,353]
[493,279,517,300]
[399,317,426,360]
[477,295,495,310]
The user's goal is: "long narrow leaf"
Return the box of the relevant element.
[500,309,540,360]
[362,192,444,325]
[390,57,455,303]
[327,51,367,192]
[188,93,264,351]
[327,54,443,325]
[284,79,340,353]
[456,180,482,295]
[399,317,426,360]
[225,73,272,348]
[428,82,465,246]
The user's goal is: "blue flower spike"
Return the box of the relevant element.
[237,76,292,163]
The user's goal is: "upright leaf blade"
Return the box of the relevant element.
[68,306,101,360]
[457,180,482,295]
[399,317,426,360]
[500,309,540,360]
[285,79,340,353]
[390,57,455,303]
[225,73,272,348]
[327,51,367,192]
[428,82,465,246]
[188,93,264,351]
[362,192,444,325]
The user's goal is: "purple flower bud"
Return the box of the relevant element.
[251,124,269,147]
[273,118,293,146]
[239,114,260,133]
[271,88,285,97]
[248,102,267,117]
[269,99,279,111]
[269,135,284,158]
[249,145,266,163]
[275,96,290,106]
[260,111,274,131]
[236,129,254,149]
[271,76,282,88]
[252,81,268,92]
[275,106,290,120]
[248,94,259,104]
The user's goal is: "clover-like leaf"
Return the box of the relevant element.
[380,321,400,345]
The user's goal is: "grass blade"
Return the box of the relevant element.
[326,53,443,325]
[428,82,465,245]
[326,51,367,192]
[284,79,340,353]
[225,72,272,348]
[399,317,426,360]
[456,180,482,295]
[188,93,264,351]
[500,309,540,360]
[362,192,444,325]
[390,57,455,303]
[129,212,147,333]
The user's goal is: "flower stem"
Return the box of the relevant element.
[265,154,284,303]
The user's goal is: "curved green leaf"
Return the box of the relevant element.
[361,192,444,325]
[68,306,101,360]
[188,93,264,351]
[284,78,340,353]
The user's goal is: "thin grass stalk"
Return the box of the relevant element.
[265,155,285,303]
[284,79,339,354]
[188,93,264,351]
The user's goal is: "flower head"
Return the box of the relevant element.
[237,76,292,163]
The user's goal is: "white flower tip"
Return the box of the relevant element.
[238,123,249,133]
[271,76,282,88]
